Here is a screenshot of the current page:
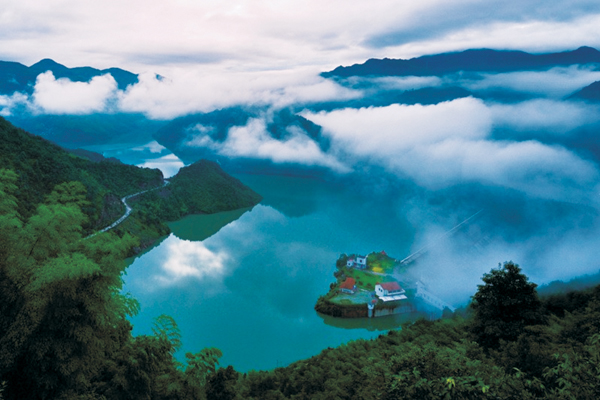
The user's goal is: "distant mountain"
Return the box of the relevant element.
[0,58,138,94]
[7,113,165,147]
[323,46,600,78]
[568,80,600,102]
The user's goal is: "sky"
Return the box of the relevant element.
[2,0,600,77]
[2,0,600,119]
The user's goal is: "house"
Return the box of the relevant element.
[375,282,407,302]
[347,255,367,269]
[340,277,357,294]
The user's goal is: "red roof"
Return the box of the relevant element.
[340,277,356,290]
[379,282,402,292]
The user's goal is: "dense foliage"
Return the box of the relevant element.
[0,171,223,399]
[0,116,162,232]
[132,160,262,221]
[234,263,600,400]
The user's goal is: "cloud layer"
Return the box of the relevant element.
[304,98,600,203]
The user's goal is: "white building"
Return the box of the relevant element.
[375,282,407,302]
[347,255,367,269]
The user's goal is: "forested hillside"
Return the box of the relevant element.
[0,118,263,399]
[0,117,262,244]
[132,160,263,221]
[0,171,224,399]
[0,116,162,232]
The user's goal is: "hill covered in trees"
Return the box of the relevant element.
[132,160,262,221]
[0,116,163,233]
[0,116,262,249]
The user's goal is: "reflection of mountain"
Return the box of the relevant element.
[234,174,323,218]
[317,311,427,331]
[168,207,252,241]
[323,46,600,78]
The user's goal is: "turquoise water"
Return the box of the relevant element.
[124,174,416,372]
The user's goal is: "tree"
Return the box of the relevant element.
[0,177,138,399]
[470,261,546,350]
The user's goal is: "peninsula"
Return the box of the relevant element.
[315,251,455,319]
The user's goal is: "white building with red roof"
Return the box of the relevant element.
[375,282,407,302]
[339,277,357,294]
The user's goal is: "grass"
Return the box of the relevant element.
[346,269,394,290]
[367,252,397,273]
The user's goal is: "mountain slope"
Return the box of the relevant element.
[132,159,262,221]
[0,116,163,230]
[323,46,600,78]
[568,80,600,102]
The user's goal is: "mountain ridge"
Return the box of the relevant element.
[323,46,600,78]
[0,58,138,94]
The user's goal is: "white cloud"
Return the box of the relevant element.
[137,153,184,178]
[31,71,117,114]
[0,92,29,116]
[117,68,359,119]
[304,97,492,155]
[489,99,600,133]
[132,140,168,154]
[304,99,600,202]
[462,66,600,98]
[396,138,599,201]
[345,75,443,91]
[154,239,229,286]
[186,117,348,171]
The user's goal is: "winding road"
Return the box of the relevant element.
[85,180,169,239]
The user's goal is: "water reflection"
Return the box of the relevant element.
[318,312,429,331]
[125,176,416,372]
[168,208,253,242]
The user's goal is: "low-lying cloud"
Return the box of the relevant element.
[304,98,600,203]
[187,117,348,171]
[117,68,360,119]
[489,99,600,133]
[462,66,600,98]
[137,153,185,178]
[0,92,29,116]
[32,71,118,114]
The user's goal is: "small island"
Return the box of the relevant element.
[315,251,455,319]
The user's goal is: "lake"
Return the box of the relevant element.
[124,173,419,372]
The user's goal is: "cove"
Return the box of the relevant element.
[123,173,416,372]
